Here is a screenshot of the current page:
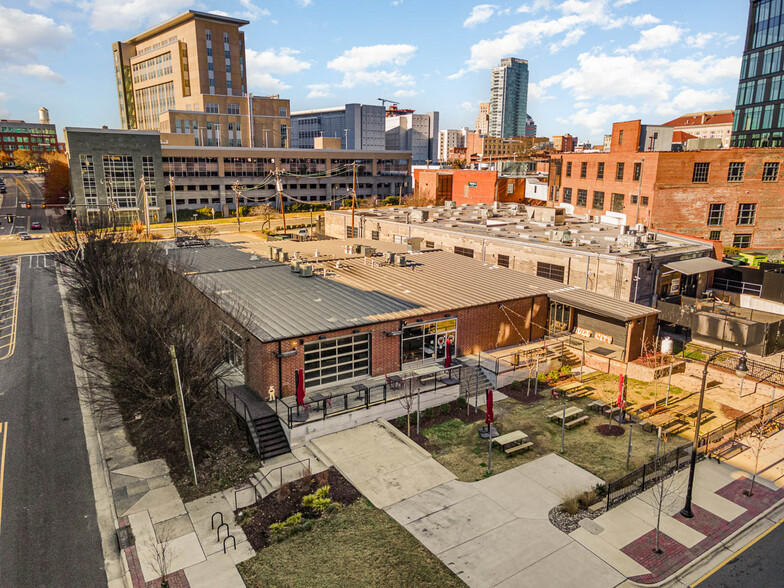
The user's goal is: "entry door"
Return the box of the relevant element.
[436,174,453,205]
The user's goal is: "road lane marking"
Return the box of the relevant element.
[0,422,6,534]
[0,258,19,360]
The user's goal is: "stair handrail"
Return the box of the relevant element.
[216,377,265,461]
[236,458,312,508]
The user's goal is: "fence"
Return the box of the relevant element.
[216,377,264,460]
[698,395,784,457]
[476,332,576,376]
[712,277,763,296]
[681,342,784,387]
[605,443,694,510]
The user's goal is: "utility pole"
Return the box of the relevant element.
[169,175,177,237]
[635,156,645,225]
[140,176,150,239]
[232,180,243,232]
[169,346,198,485]
[351,161,357,238]
[275,167,288,233]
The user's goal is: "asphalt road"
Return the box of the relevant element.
[697,518,784,587]
[0,253,105,587]
[0,172,48,237]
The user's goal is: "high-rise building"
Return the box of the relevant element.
[475,102,490,135]
[488,58,529,138]
[437,128,470,162]
[385,110,439,165]
[290,104,386,150]
[525,114,537,138]
[112,11,289,148]
[731,0,784,147]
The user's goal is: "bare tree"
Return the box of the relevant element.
[250,204,278,231]
[639,434,685,554]
[396,373,421,437]
[146,523,177,588]
[744,409,775,497]
[196,225,219,243]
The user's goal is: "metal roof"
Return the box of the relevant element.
[174,243,657,342]
[166,244,277,274]
[664,257,731,276]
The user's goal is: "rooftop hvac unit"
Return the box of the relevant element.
[269,246,282,260]
[384,251,396,264]
[291,260,301,273]
[353,244,362,254]
[635,223,647,233]
[363,246,376,256]
[647,232,657,242]
[444,200,457,209]
[395,255,406,266]
[278,251,289,262]
[410,210,429,222]
[408,237,424,252]
[300,264,314,277]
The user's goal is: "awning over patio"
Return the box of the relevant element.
[664,257,731,276]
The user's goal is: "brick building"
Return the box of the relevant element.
[1,115,64,161]
[549,120,784,250]
[662,111,734,148]
[413,168,549,206]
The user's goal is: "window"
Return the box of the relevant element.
[707,203,725,226]
[641,196,649,206]
[611,193,624,213]
[303,332,370,388]
[576,189,587,207]
[497,254,510,268]
[727,162,745,182]
[692,162,710,183]
[425,241,434,249]
[618,129,624,145]
[597,162,604,179]
[562,187,572,203]
[631,193,638,204]
[762,161,780,181]
[633,162,642,182]
[709,230,721,241]
[615,162,625,181]
[401,318,456,364]
[346,226,359,238]
[580,162,587,178]
[279,107,287,117]
[592,191,605,209]
[227,104,240,115]
[221,325,243,369]
[454,246,474,258]
[565,161,572,177]
[736,203,757,226]
[536,262,565,283]
[733,234,752,249]
[205,102,219,113]
[371,230,379,240]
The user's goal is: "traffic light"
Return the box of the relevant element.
[5,215,12,223]
[25,202,31,209]
[41,203,46,208]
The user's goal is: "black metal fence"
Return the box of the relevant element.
[698,395,784,456]
[681,342,784,386]
[605,443,694,510]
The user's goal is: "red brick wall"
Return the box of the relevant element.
[611,120,643,154]
[414,169,499,206]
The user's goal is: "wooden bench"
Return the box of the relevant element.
[565,415,589,429]
[663,422,687,437]
[505,441,533,456]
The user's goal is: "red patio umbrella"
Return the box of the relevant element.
[445,337,452,368]
[296,368,306,407]
[485,388,494,425]
[617,374,625,409]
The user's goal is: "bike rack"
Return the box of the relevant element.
[223,534,236,553]
[211,511,224,530]
[216,522,229,542]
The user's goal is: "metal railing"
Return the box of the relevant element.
[476,332,576,376]
[216,377,264,461]
[680,342,784,387]
[606,443,695,510]
[234,458,312,509]
[276,364,463,429]
[712,277,763,296]
[698,395,784,457]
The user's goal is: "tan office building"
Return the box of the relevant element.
[112,10,289,148]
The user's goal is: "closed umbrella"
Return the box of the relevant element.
[445,337,452,368]
[296,368,306,407]
[485,388,494,426]
[617,374,625,409]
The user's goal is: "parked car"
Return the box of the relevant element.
[30,221,42,230]
[18,232,31,240]
[174,234,207,248]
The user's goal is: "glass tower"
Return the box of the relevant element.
[488,58,529,138]
[732,0,784,147]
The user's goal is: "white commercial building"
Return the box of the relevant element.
[291,103,386,150]
[385,111,439,165]
[437,127,470,162]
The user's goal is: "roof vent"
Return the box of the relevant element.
[291,260,301,273]
[395,255,407,266]
[300,264,314,277]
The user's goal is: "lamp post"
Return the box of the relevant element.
[680,349,748,518]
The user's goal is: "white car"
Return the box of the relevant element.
[18,232,31,240]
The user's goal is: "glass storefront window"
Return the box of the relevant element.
[402,318,457,365]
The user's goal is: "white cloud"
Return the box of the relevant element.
[657,88,730,117]
[550,28,585,53]
[306,84,333,98]
[237,0,271,19]
[297,0,313,5]
[687,32,716,48]
[393,89,419,98]
[327,44,416,88]
[245,48,310,93]
[85,0,192,31]
[629,24,684,52]
[458,101,475,112]
[630,14,660,26]
[464,4,497,28]
[0,92,9,118]
[0,6,71,83]
[517,0,553,13]
[613,0,637,5]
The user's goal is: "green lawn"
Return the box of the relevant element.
[423,393,664,484]
[238,500,464,588]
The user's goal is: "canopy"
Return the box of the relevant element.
[664,257,731,276]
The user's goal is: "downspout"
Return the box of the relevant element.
[277,340,283,397]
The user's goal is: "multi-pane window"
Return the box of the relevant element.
[709,230,721,241]
[221,325,243,369]
[454,246,474,258]
[762,161,780,181]
[536,262,565,283]
[580,162,587,178]
[615,162,625,181]
[610,193,624,213]
[162,156,220,177]
[633,162,642,182]
[497,254,510,268]
[142,155,157,207]
[371,231,379,240]
[597,162,604,179]
[576,189,587,207]
[692,162,710,183]
[727,162,745,182]
[733,234,752,249]
[562,187,572,203]
[227,104,240,115]
[631,193,638,204]
[303,333,370,388]
[80,154,98,207]
[592,191,605,209]
[102,155,137,208]
[206,102,219,113]
[565,161,572,177]
[425,241,434,248]
[401,319,456,364]
[707,203,725,226]
[736,203,757,226]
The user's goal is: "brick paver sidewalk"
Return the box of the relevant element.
[621,479,784,584]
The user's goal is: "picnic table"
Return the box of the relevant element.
[642,412,681,431]
[548,406,583,424]
[493,430,533,455]
[669,402,704,420]
[588,400,607,412]
[386,374,403,390]
[351,383,368,400]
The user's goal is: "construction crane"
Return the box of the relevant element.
[378,98,399,108]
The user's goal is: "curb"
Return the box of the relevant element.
[623,494,784,588]
[376,417,434,461]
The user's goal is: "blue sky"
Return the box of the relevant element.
[0,0,750,143]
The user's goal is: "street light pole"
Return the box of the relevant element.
[680,350,748,518]
[232,180,243,232]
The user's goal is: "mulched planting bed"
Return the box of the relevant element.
[596,424,626,437]
[237,466,361,550]
[548,504,604,534]
[390,398,485,450]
